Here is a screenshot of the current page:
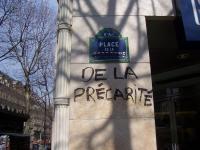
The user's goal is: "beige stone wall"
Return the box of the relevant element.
[73,0,174,16]
[69,0,174,149]
[70,64,154,119]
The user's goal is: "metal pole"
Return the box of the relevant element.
[44,98,47,148]
[51,0,72,149]
[167,89,179,150]
[169,97,179,150]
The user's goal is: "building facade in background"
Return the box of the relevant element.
[0,71,52,149]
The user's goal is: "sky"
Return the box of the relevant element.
[49,0,58,10]
[0,0,58,81]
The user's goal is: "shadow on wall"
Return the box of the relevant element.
[54,0,174,150]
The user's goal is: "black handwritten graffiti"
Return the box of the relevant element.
[81,66,137,82]
[74,66,152,107]
[74,83,152,106]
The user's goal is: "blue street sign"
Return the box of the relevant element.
[89,28,129,63]
[178,0,200,41]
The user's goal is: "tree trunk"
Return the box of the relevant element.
[44,98,47,147]
[23,82,31,135]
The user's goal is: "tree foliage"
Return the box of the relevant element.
[0,0,21,61]
[0,0,56,134]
